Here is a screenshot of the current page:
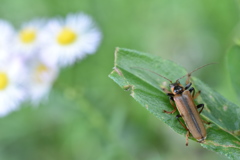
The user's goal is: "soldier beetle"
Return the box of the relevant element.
[133,63,214,146]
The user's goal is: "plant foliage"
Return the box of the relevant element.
[109,48,240,160]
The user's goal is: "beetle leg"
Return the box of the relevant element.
[161,87,177,114]
[185,82,192,90]
[167,93,174,97]
[197,104,204,114]
[163,96,177,114]
[197,104,211,124]
[186,131,190,146]
[176,115,190,146]
[176,115,189,130]
[188,87,195,97]
[189,87,201,100]
[193,90,201,99]
[161,87,171,94]
[202,119,211,125]
[186,73,191,85]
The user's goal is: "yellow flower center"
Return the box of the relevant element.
[0,72,9,90]
[57,28,77,45]
[34,64,48,83]
[20,29,36,43]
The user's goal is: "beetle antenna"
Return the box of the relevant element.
[131,67,173,83]
[177,63,216,81]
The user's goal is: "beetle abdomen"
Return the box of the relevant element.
[174,90,206,141]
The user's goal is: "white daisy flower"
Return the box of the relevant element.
[0,57,27,116]
[0,20,15,61]
[40,13,102,67]
[14,19,45,59]
[0,48,12,63]
[27,57,59,105]
[0,19,14,47]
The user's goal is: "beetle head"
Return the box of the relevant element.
[170,80,184,95]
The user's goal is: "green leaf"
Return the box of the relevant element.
[109,48,240,160]
[226,45,240,99]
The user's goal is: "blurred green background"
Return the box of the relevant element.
[0,0,239,159]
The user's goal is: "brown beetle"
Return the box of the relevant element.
[134,63,213,146]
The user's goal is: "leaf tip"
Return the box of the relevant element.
[114,47,120,66]
[113,67,123,76]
